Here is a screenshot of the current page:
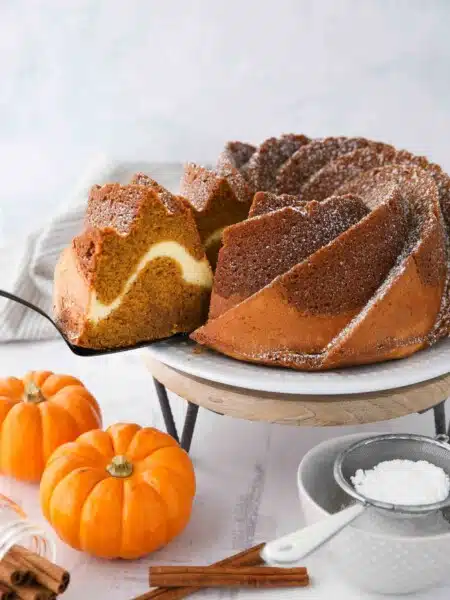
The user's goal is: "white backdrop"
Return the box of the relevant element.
[1,0,450,233]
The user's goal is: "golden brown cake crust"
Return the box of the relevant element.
[53,246,90,343]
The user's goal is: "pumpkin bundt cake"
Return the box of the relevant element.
[192,135,450,370]
[53,178,213,349]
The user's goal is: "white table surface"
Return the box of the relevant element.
[0,339,448,600]
[2,1,450,598]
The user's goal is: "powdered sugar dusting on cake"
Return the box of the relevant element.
[337,163,445,286]
[217,141,256,170]
[276,136,376,195]
[214,194,369,305]
[245,134,310,193]
[87,183,145,233]
[180,163,221,211]
[249,191,306,217]
[130,172,183,214]
[215,163,252,204]
[300,144,397,203]
[275,184,409,315]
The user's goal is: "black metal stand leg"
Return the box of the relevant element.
[433,400,447,437]
[155,374,450,451]
[153,378,200,452]
[153,378,179,444]
[180,403,199,453]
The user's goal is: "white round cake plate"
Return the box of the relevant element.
[145,337,450,396]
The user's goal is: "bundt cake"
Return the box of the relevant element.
[54,178,213,349]
[192,135,450,370]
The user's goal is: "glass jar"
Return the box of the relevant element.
[0,494,55,561]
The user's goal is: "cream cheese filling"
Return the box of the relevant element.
[88,241,213,322]
[204,227,226,249]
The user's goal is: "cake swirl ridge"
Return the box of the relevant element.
[191,134,450,370]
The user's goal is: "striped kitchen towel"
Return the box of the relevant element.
[0,155,183,342]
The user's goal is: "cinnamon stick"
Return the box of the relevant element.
[8,582,54,600]
[7,547,69,595]
[149,566,309,588]
[151,566,307,577]
[134,543,264,600]
[0,581,16,600]
[0,555,30,585]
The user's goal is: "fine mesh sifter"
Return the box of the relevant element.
[262,434,450,566]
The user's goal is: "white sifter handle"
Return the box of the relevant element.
[261,503,365,565]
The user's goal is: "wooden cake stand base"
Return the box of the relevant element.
[143,355,450,453]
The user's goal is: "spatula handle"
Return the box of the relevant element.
[261,503,364,565]
[0,289,53,323]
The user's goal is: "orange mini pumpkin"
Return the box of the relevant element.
[0,371,102,482]
[40,423,196,559]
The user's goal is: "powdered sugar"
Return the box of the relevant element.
[244,134,310,193]
[351,459,450,506]
[276,136,373,195]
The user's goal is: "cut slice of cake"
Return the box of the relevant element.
[53,180,213,349]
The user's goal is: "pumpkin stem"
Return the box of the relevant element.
[23,380,46,404]
[106,455,134,478]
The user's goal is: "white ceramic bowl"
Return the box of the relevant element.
[298,432,450,595]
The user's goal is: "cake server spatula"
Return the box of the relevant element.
[0,289,183,356]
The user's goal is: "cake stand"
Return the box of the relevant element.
[142,340,450,453]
